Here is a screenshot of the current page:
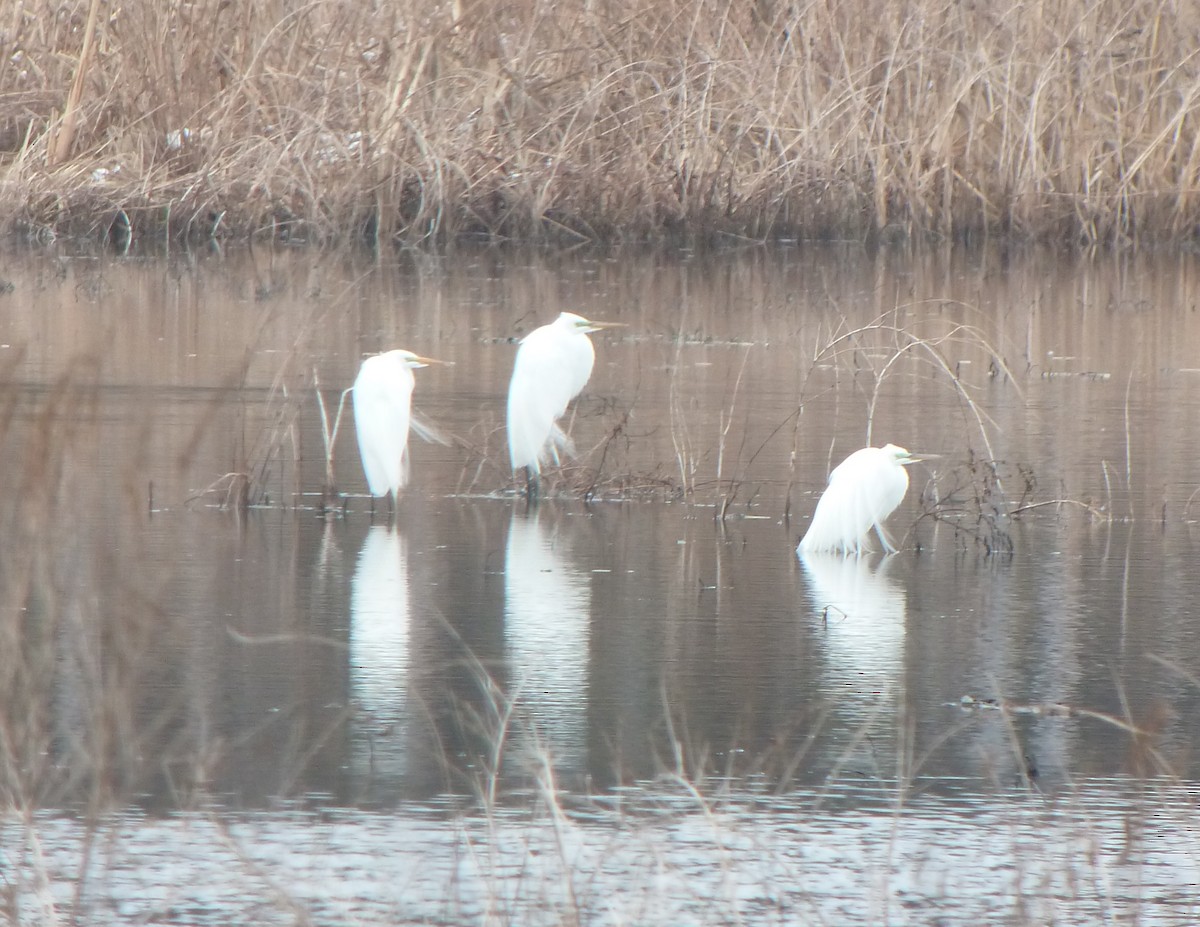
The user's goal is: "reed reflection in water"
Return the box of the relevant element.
[3,244,1200,810]
[5,244,1200,926]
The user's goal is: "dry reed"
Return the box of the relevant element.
[4,0,1200,245]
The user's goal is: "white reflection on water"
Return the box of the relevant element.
[349,526,409,778]
[799,553,907,689]
[504,508,590,769]
[799,553,908,773]
[14,780,1200,927]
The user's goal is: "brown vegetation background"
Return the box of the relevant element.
[3,0,1200,245]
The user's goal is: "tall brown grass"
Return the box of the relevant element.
[3,0,1200,244]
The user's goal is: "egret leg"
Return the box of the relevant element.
[523,466,541,503]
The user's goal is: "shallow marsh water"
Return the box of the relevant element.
[2,243,1200,924]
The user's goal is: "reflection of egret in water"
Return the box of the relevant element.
[800,553,907,689]
[799,553,908,773]
[349,525,410,782]
[504,509,590,771]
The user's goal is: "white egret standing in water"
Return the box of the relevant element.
[798,444,924,556]
[506,311,624,496]
[352,349,445,506]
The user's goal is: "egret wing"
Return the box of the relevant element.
[409,409,451,446]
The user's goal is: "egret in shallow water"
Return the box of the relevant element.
[352,349,445,506]
[797,444,924,556]
[506,311,624,495]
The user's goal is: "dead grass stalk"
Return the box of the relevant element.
[6,0,1200,244]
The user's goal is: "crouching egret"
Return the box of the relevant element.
[352,349,446,506]
[506,311,624,495]
[797,444,924,556]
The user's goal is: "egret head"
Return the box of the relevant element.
[881,444,913,464]
[393,350,449,369]
[881,444,936,466]
[558,311,625,334]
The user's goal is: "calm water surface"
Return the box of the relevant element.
[2,243,1200,924]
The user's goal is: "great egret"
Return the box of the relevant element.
[797,444,923,556]
[506,311,624,495]
[352,349,444,505]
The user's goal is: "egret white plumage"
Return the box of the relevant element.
[506,311,624,494]
[797,444,923,556]
[352,349,444,504]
